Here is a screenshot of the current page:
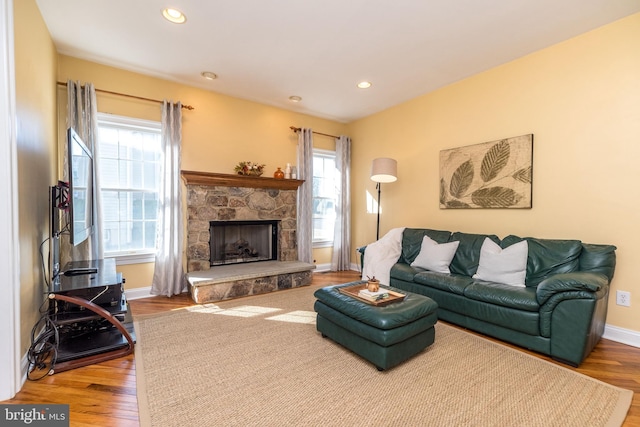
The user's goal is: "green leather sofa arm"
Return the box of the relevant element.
[536,272,609,305]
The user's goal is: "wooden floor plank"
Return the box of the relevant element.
[3,270,639,426]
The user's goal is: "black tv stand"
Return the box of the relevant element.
[48,259,135,374]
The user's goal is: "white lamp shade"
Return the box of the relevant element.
[371,158,398,183]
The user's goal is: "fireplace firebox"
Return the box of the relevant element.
[209,220,279,266]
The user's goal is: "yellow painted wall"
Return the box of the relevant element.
[14,0,58,356]
[57,56,347,288]
[348,13,640,332]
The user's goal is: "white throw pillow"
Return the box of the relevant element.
[472,238,528,287]
[410,236,460,274]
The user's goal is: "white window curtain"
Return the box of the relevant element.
[65,80,103,263]
[331,136,351,271]
[151,101,185,297]
[296,128,314,264]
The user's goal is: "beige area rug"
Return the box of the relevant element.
[134,286,632,427]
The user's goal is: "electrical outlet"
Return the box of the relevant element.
[616,290,631,307]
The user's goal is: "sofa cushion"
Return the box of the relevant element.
[501,235,582,287]
[399,228,452,265]
[472,238,528,287]
[390,263,423,283]
[462,299,540,336]
[464,281,539,312]
[413,272,473,295]
[410,236,460,273]
[449,232,501,277]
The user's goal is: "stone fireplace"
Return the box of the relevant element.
[182,171,315,303]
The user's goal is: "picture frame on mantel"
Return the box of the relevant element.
[439,134,533,209]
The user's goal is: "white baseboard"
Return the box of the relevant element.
[313,263,331,273]
[20,350,29,385]
[603,324,640,348]
[125,286,153,300]
[312,263,361,274]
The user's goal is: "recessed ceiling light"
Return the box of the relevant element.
[357,81,372,89]
[289,96,302,102]
[201,71,218,80]
[162,8,186,24]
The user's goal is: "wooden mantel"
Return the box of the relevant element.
[181,170,304,190]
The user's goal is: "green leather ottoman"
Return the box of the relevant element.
[313,281,438,371]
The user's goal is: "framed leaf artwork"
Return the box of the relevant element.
[439,134,533,209]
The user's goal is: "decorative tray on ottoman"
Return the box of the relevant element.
[338,283,406,306]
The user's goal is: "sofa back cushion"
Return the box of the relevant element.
[449,232,500,277]
[501,235,582,287]
[400,228,451,265]
[579,243,617,282]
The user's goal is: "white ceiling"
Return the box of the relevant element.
[35,0,640,123]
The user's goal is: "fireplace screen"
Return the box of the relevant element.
[209,220,279,266]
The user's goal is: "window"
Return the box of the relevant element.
[312,149,337,247]
[97,114,162,262]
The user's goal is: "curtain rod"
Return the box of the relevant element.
[56,81,195,110]
[289,126,338,139]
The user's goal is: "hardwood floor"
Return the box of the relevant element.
[4,270,640,426]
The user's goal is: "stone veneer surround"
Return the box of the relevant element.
[184,171,304,271]
[182,171,313,303]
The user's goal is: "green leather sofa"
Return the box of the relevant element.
[359,228,617,366]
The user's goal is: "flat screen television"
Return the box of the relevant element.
[67,127,95,246]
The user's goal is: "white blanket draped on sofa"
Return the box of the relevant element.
[361,227,406,286]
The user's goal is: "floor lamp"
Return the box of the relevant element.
[370,158,398,240]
